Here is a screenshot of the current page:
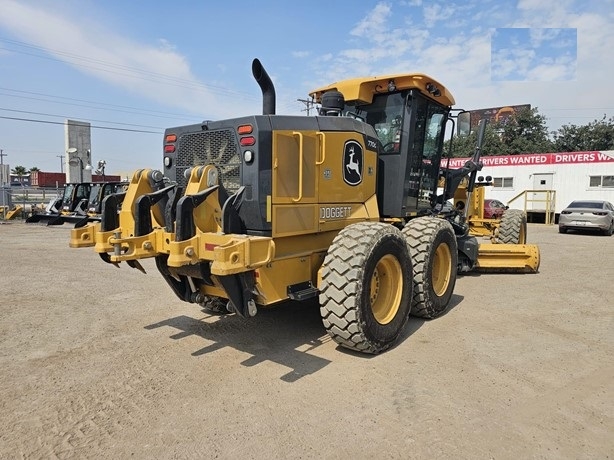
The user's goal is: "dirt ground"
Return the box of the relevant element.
[0,220,612,459]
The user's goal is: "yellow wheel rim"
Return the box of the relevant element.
[432,243,452,296]
[369,254,403,325]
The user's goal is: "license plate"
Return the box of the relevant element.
[574,221,587,226]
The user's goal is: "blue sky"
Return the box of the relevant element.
[0,0,613,175]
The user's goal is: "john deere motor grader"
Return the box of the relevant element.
[70,59,539,354]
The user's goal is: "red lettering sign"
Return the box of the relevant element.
[445,151,614,167]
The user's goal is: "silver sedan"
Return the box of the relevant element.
[558,200,614,236]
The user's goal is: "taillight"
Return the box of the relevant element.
[238,124,253,134]
[240,136,256,146]
[593,211,607,216]
[164,133,177,153]
[561,211,571,214]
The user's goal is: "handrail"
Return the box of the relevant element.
[316,132,326,165]
[292,132,304,202]
[507,189,556,224]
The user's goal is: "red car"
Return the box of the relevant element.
[484,199,508,219]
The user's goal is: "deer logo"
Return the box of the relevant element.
[343,141,363,186]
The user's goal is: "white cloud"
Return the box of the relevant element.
[0,0,256,119]
[423,3,455,28]
[350,2,392,37]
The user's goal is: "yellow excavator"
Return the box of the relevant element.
[70,59,539,354]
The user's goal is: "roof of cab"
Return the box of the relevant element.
[309,73,455,107]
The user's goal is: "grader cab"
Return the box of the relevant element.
[70,59,539,354]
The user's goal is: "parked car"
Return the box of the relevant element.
[484,199,508,219]
[558,200,614,236]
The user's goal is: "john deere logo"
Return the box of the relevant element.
[343,140,363,186]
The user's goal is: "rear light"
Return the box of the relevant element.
[593,211,608,216]
[165,133,177,143]
[240,136,256,146]
[237,124,253,134]
[164,145,175,153]
[561,211,571,214]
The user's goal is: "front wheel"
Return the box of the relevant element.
[402,217,458,319]
[319,222,413,354]
[498,209,527,244]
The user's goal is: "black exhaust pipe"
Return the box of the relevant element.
[252,58,276,115]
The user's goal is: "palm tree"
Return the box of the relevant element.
[11,165,28,184]
[29,166,40,172]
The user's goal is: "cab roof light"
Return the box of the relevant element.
[238,124,253,135]
[425,83,441,97]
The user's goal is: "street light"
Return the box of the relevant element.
[67,147,92,183]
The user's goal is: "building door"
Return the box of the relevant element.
[531,173,554,211]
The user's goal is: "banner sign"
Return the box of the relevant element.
[442,151,614,169]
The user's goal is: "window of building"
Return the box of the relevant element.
[589,175,614,188]
[493,177,513,188]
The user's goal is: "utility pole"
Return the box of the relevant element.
[0,149,7,215]
[297,98,316,116]
[57,155,64,173]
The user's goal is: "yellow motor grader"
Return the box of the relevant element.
[70,59,539,354]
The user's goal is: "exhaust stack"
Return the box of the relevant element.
[252,58,276,115]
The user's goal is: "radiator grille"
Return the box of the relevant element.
[175,130,241,193]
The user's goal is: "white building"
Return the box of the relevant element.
[445,150,614,218]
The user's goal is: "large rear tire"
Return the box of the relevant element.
[498,209,527,244]
[402,217,457,319]
[319,222,413,354]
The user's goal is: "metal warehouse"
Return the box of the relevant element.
[445,150,614,221]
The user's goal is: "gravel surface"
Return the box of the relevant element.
[0,221,612,459]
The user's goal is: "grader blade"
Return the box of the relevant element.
[476,243,540,273]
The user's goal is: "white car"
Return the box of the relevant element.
[558,200,614,236]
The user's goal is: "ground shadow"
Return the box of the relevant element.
[145,299,332,382]
[146,291,466,367]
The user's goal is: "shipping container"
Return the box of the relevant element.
[30,171,122,187]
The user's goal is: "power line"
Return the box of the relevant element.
[0,107,168,130]
[0,115,161,134]
[0,87,199,120]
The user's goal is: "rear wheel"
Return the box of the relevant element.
[402,217,458,319]
[319,222,413,354]
[498,209,527,244]
[603,220,614,236]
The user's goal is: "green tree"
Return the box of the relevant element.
[446,107,554,157]
[29,166,40,172]
[495,107,553,154]
[552,116,614,151]
[11,165,28,184]
[445,122,505,157]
